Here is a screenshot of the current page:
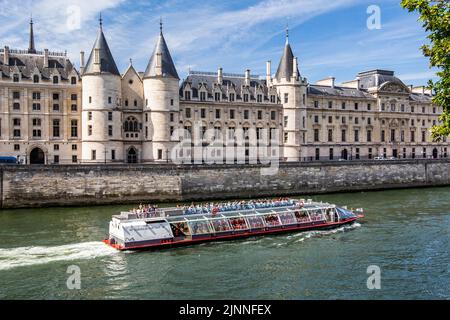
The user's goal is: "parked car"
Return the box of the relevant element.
[374,156,386,160]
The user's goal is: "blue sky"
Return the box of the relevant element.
[0,0,437,86]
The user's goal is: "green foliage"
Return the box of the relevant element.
[401,0,450,140]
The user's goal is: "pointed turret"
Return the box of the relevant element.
[83,16,120,76]
[143,20,179,79]
[28,17,36,54]
[275,27,299,82]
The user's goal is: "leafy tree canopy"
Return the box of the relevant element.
[401,0,450,141]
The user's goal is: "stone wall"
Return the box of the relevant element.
[1,159,449,209]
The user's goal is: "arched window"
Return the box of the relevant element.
[124,117,139,132]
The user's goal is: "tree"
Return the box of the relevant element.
[401,0,450,141]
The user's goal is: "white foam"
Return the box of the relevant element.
[0,241,117,271]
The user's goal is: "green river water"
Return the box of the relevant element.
[0,187,449,299]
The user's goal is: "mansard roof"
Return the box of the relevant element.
[0,50,77,80]
[83,23,120,76]
[307,85,376,99]
[357,69,407,90]
[181,71,277,101]
[143,28,179,79]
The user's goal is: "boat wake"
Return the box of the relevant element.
[292,222,361,243]
[0,241,117,271]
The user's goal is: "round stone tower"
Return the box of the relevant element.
[272,28,308,162]
[81,18,123,163]
[142,22,180,162]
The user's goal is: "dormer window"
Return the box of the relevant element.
[229,93,235,102]
[214,92,221,102]
[13,74,19,82]
[53,76,59,84]
[257,94,262,103]
[33,75,40,83]
[200,92,206,101]
[244,94,249,102]
[184,91,191,100]
[71,77,77,85]
[270,95,275,103]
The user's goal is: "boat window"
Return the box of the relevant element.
[294,211,310,223]
[189,220,213,235]
[263,214,281,226]
[210,218,232,233]
[246,215,266,229]
[228,217,248,230]
[310,209,326,222]
[336,207,355,220]
[278,212,296,225]
[170,222,191,236]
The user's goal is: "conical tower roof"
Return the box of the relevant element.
[275,28,299,81]
[83,17,120,76]
[143,21,179,79]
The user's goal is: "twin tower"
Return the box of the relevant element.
[80,19,180,163]
[80,19,308,163]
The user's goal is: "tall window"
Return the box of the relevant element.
[91,150,96,160]
[341,129,346,142]
[124,117,139,132]
[381,130,385,142]
[230,93,235,102]
[185,108,191,118]
[367,130,372,142]
[328,129,333,142]
[184,91,191,100]
[53,119,60,137]
[33,75,39,83]
[200,92,206,101]
[108,125,113,136]
[314,129,319,142]
[284,93,288,103]
[215,92,221,101]
[354,130,359,142]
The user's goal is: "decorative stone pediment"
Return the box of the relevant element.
[379,81,409,94]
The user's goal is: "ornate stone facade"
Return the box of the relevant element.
[0,20,448,164]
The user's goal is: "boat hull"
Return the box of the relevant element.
[103,217,360,251]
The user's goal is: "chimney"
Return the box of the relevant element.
[3,46,9,66]
[293,57,298,80]
[217,67,223,84]
[43,49,49,68]
[93,48,100,73]
[80,51,85,73]
[155,52,163,76]
[245,69,250,86]
[266,61,271,86]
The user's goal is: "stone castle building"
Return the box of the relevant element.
[0,19,448,164]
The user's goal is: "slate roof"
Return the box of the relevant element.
[180,71,277,101]
[143,31,179,79]
[307,85,376,99]
[83,25,120,76]
[357,70,406,89]
[0,51,77,81]
[409,93,433,103]
[275,41,299,81]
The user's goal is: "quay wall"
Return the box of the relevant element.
[0,159,449,209]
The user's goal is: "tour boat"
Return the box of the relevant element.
[103,199,364,251]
